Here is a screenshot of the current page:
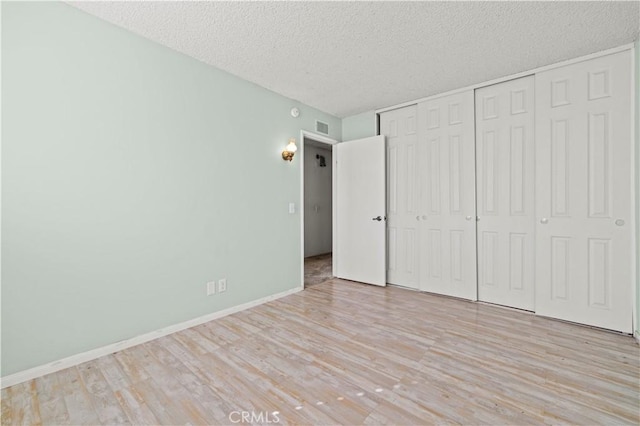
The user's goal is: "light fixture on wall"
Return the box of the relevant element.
[282,138,297,161]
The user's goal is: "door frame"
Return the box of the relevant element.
[299,130,338,288]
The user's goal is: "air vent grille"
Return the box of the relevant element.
[316,120,329,135]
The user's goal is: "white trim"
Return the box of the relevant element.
[0,286,303,389]
[332,144,338,279]
[631,42,638,337]
[635,330,640,345]
[0,3,4,381]
[299,130,338,288]
[300,131,337,146]
[376,43,635,115]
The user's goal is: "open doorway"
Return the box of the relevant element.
[302,134,335,287]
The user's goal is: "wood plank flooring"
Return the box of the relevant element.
[2,279,639,425]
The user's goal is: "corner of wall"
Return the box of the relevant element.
[341,110,377,141]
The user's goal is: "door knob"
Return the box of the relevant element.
[465,215,473,221]
[372,216,383,221]
[540,218,549,224]
[615,219,625,226]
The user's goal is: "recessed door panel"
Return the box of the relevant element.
[476,76,536,311]
[535,50,632,333]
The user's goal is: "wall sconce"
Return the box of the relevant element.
[282,138,297,161]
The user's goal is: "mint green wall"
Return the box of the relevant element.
[1,2,340,376]
[342,110,377,141]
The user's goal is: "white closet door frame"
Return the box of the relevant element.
[374,44,636,333]
[376,44,634,115]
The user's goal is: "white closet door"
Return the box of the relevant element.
[475,76,536,311]
[380,106,419,289]
[417,91,476,300]
[535,50,633,333]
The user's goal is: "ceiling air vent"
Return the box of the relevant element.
[315,120,329,135]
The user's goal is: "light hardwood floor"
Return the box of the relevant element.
[2,279,639,425]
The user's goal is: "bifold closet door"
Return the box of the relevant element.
[417,91,477,300]
[535,50,633,333]
[475,76,536,311]
[380,106,419,289]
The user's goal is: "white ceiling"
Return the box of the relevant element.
[69,1,639,118]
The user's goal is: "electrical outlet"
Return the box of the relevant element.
[206,281,216,296]
[218,278,227,293]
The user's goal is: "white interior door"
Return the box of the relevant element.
[380,106,419,289]
[475,76,536,311]
[334,136,387,286]
[417,91,477,300]
[535,50,633,333]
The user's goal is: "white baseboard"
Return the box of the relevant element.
[635,330,640,344]
[0,286,303,389]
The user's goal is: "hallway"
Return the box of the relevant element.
[304,253,332,287]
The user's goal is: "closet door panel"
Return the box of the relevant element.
[418,91,476,300]
[535,50,632,333]
[475,76,536,311]
[381,106,419,289]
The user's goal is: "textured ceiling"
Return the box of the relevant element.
[68,1,639,118]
